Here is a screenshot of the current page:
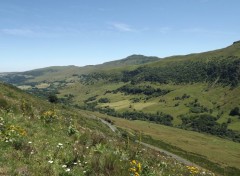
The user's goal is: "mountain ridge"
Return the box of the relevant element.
[1,41,239,76]
[1,41,240,175]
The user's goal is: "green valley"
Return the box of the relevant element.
[1,41,240,175]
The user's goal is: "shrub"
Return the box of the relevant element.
[0,96,9,110]
[20,99,34,117]
[41,109,58,123]
[98,98,110,103]
[229,107,240,116]
[67,125,78,136]
[48,94,59,103]
[1,125,27,149]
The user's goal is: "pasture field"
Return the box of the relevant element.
[100,114,240,169]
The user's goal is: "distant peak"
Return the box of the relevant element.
[126,54,145,58]
[233,40,240,45]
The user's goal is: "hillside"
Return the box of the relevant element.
[97,55,160,68]
[1,82,219,175]
[0,55,159,85]
[1,42,240,137]
[1,42,240,175]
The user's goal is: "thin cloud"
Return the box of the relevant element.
[0,27,83,38]
[183,28,208,33]
[1,28,35,36]
[110,22,135,32]
[158,27,171,34]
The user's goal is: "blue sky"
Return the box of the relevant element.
[0,0,240,72]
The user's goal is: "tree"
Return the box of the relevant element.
[48,94,58,103]
[229,107,239,116]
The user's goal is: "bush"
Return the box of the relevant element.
[229,107,240,116]
[41,110,58,123]
[0,97,9,110]
[98,98,110,103]
[48,94,59,103]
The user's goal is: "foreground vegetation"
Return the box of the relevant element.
[98,114,240,175]
[0,82,216,175]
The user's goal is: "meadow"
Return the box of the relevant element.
[96,113,240,174]
[0,82,216,176]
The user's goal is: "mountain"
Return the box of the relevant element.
[97,54,160,67]
[1,42,240,128]
[1,41,240,175]
[0,55,160,85]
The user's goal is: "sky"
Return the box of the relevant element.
[0,0,240,72]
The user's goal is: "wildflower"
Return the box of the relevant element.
[62,165,67,168]
[57,143,63,148]
[48,160,53,164]
[186,166,199,174]
[83,171,86,174]
[129,168,136,172]
[129,160,141,176]
[137,162,141,171]
[65,168,70,172]
[131,160,137,165]
[28,141,32,144]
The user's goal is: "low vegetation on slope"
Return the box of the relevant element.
[1,42,240,175]
[100,114,240,175]
[0,82,216,175]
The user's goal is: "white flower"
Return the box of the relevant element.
[57,143,63,148]
[74,162,77,165]
[48,160,53,164]
[83,171,86,173]
[86,146,89,149]
[62,165,67,168]
[65,168,70,172]
[28,141,32,144]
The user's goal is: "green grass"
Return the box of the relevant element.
[1,82,217,176]
[101,115,240,169]
[1,42,240,175]
[70,82,240,130]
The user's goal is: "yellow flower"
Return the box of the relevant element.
[134,172,140,176]
[129,160,141,176]
[129,168,136,172]
[137,162,141,171]
[131,160,137,165]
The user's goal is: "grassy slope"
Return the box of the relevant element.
[60,81,240,131]
[2,55,159,84]
[97,114,240,169]
[1,42,240,175]
[148,41,240,66]
[1,82,216,176]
